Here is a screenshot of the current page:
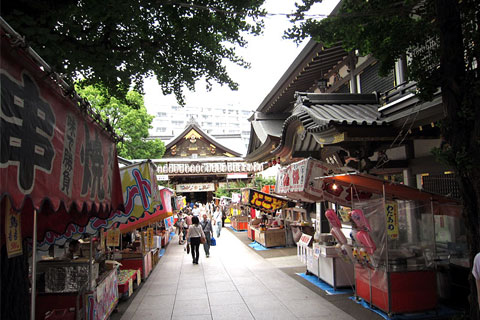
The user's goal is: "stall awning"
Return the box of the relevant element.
[275,159,461,209]
[0,25,124,244]
[119,187,174,234]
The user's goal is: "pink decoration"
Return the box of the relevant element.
[349,209,372,231]
[355,230,376,254]
[325,209,342,228]
[330,227,347,245]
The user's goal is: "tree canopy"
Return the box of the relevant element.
[287,0,480,316]
[75,84,166,159]
[2,0,266,104]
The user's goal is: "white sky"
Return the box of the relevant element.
[144,0,339,114]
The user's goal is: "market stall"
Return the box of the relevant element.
[114,162,173,280]
[240,188,289,248]
[318,173,463,314]
[0,19,124,320]
[275,158,355,290]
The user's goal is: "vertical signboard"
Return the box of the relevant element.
[5,199,23,258]
[385,201,399,240]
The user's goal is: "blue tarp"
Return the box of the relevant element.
[158,248,166,257]
[296,273,353,295]
[229,226,247,232]
[248,241,270,251]
[348,296,462,320]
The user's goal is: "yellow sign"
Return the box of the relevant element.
[100,230,106,251]
[385,201,399,240]
[106,228,120,247]
[5,200,22,258]
[147,228,154,249]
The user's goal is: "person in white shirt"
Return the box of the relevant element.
[472,252,480,308]
[192,204,200,217]
[213,206,223,238]
[186,216,205,264]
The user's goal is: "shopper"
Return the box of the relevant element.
[213,206,223,238]
[192,204,200,217]
[200,213,213,257]
[473,252,480,308]
[186,216,205,264]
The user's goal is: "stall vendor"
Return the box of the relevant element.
[62,239,80,260]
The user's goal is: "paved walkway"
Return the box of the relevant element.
[120,228,356,320]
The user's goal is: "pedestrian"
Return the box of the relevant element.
[192,204,200,217]
[200,213,213,257]
[186,216,205,264]
[213,206,223,238]
[473,252,480,308]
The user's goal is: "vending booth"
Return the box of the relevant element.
[0,19,125,320]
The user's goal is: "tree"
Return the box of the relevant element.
[287,0,480,317]
[76,84,166,159]
[1,0,266,104]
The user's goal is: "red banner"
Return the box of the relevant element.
[0,29,124,242]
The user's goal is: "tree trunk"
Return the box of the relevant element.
[435,0,480,318]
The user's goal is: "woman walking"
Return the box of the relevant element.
[186,216,205,264]
[200,213,213,257]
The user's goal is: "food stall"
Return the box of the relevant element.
[317,173,463,314]
[275,158,355,289]
[0,19,125,320]
[115,162,173,280]
[240,188,289,248]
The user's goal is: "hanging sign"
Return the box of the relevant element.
[385,201,399,239]
[136,270,141,285]
[5,200,22,258]
[240,188,288,213]
[147,228,154,249]
[100,230,106,251]
[106,228,120,247]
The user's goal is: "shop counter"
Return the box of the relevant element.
[355,264,437,314]
[231,216,249,231]
[254,228,286,248]
[117,269,140,298]
[36,269,118,320]
[117,251,152,280]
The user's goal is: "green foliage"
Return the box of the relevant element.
[214,180,247,198]
[251,175,276,190]
[76,83,165,160]
[2,0,266,104]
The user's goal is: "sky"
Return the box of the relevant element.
[144,0,340,114]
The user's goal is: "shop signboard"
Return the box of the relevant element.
[0,31,124,242]
[106,228,120,247]
[385,201,399,239]
[5,199,22,258]
[275,158,333,202]
[297,233,313,247]
[176,183,215,192]
[156,162,263,174]
[147,228,154,248]
[240,188,288,213]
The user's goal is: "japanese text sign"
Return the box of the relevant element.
[5,199,23,258]
[297,233,313,247]
[106,228,120,247]
[241,188,288,213]
[385,201,399,239]
[147,228,154,249]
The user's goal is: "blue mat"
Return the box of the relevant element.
[296,273,353,295]
[348,296,461,320]
[248,241,270,251]
[229,226,247,232]
[158,248,166,257]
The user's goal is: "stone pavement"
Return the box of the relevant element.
[119,228,359,320]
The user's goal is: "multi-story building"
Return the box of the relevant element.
[148,104,252,155]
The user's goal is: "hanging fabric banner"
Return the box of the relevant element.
[5,199,22,258]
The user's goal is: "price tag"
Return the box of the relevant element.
[385,201,399,239]
[298,233,312,247]
[128,278,133,296]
